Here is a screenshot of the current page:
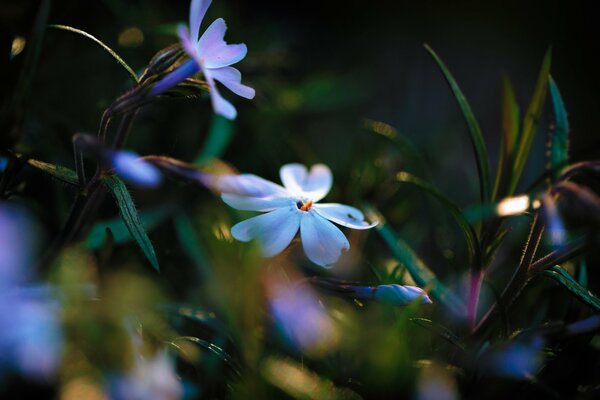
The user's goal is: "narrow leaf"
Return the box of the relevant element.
[174,211,213,280]
[492,77,520,200]
[26,158,79,186]
[85,206,172,249]
[508,48,552,194]
[49,24,139,83]
[543,265,600,311]
[365,205,466,316]
[195,114,234,164]
[397,171,481,267]
[424,44,491,205]
[548,76,569,177]
[102,175,159,270]
[410,318,466,351]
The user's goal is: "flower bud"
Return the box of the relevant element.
[374,284,432,306]
[110,150,162,188]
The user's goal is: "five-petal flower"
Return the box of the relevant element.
[150,0,255,120]
[220,163,377,267]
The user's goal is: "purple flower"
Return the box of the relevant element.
[220,163,377,267]
[151,0,255,120]
[0,203,35,288]
[110,150,163,188]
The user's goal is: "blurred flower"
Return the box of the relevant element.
[0,203,63,380]
[355,284,432,306]
[0,203,35,288]
[220,163,377,267]
[108,351,183,400]
[150,0,255,120]
[415,363,458,400]
[110,150,163,188]
[267,279,339,355]
[490,337,544,379]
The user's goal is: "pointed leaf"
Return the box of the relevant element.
[85,206,173,249]
[26,158,79,186]
[508,48,552,194]
[543,265,600,311]
[365,205,466,316]
[425,44,491,205]
[102,175,159,270]
[548,76,569,177]
[493,77,520,200]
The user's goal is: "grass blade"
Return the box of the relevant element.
[544,265,600,311]
[49,24,139,83]
[365,205,466,316]
[548,76,569,178]
[492,77,520,200]
[397,171,481,267]
[508,48,552,194]
[424,44,491,205]
[102,175,159,270]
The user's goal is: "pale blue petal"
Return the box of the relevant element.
[189,0,212,42]
[300,211,349,267]
[205,72,237,119]
[222,194,294,211]
[197,18,227,56]
[280,163,332,202]
[213,174,289,197]
[111,151,162,188]
[204,43,247,69]
[313,203,377,230]
[177,25,200,61]
[210,67,255,99]
[231,206,301,257]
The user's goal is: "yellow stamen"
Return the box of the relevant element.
[300,200,313,212]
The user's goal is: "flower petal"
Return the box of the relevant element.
[222,194,294,212]
[313,203,377,230]
[210,67,255,99]
[204,72,237,119]
[197,18,227,56]
[204,43,247,69]
[111,151,162,188]
[177,25,200,61]
[280,163,332,201]
[189,0,212,42]
[231,206,301,257]
[300,211,349,267]
[213,174,289,197]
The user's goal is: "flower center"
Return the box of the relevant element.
[296,199,313,212]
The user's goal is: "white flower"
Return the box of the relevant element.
[219,163,377,267]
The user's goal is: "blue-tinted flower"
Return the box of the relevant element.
[108,351,183,400]
[151,0,255,120]
[220,163,377,267]
[491,338,544,379]
[267,279,339,354]
[110,150,163,188]
[354,284,432,306]
[0,203,35,288]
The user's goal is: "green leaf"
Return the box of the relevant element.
[424,44,491,205]
[102,175,159,271]
[548,76,569,177]
[26,158,79,186]
[365,205,466,316]
[49,24,139,83]
[396,171,481,267]
[492,77,520,200]
[508,48,552,194]
[174,211,213,280]
[195,114,234,164]
[84,206,172,250]
[543,265,600,311]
